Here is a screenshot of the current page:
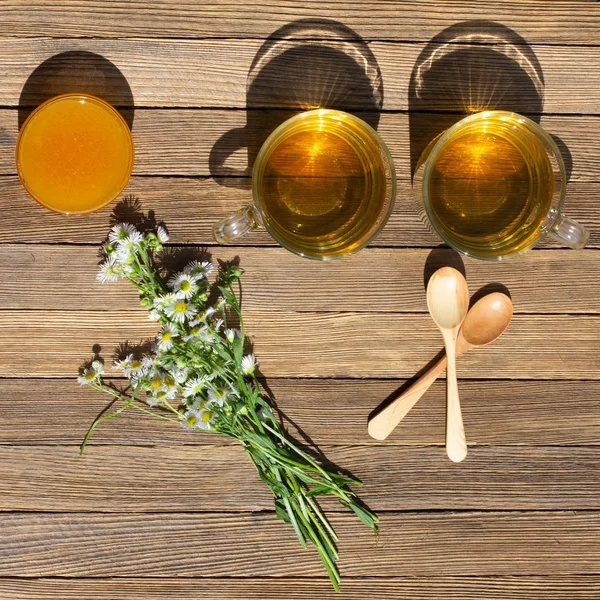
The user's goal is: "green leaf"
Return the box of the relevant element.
[305,483,334,497]
[347,501,379,531]
[274,499,291,523]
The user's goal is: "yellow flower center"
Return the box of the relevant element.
[164,374,175,388]
[161,331,172,342]
[84,371,96,381]
[131,360,142,370]
[186,414,198,427]
[201,411,213,423]
[180,280,191,292]
[151,376,162,389]
[175,301,188,313]
[190,325,200,335]
[156,390,166,399]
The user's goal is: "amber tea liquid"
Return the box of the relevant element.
[425,113,555,258]
[254,110,390,258]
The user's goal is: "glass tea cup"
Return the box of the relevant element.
[414,110,589,260]
[213,109,396,260]
[16,93,134,215]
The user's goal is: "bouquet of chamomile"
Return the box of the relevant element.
[79,222,377,590]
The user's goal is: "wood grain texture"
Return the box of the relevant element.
[2,511,600,577]
[2,445,600,512]
[3,110,600,181]
[2,2,600,592]
[2,378,598,447]
[0,38,599,112]
[2,576,600,600]
[0,176,598,247]
[2,1,600,44]
[0,310,599,379]
[2,245,600,314]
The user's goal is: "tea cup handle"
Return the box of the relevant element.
[548,214,589,249]
[213,205,259,244]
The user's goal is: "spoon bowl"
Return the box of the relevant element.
[368,290,513,441]
[461,292,513,347]
[426,267,470,330]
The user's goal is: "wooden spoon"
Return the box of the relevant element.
[427,267,470,462]
[368,292,513,441]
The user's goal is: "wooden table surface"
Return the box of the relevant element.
[2,2,600,599]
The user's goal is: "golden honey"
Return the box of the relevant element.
[16,94,134,214]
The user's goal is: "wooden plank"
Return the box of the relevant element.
[2,445,600,512]
[2,245,600,314]
[1,378,599,447]
[3,110,600,182]
[0,310,598,379]
[2,1,600,44]
[1,511,599,577]
[0,38,599,113]
[2,576,600,600]
[0,176,598,247]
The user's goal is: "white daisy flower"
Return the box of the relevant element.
[241,354,256,376]
[157,323,178,351]
[164,298,197,323]
[115,354,148,380]
[147,387,177,407]
[153,293,176,309]
[186,395,207,410]
[78,368,99,386]
[162,373,176,390]
[181,409,202,430]
[141,356,156,370]
[203,307,216,319]
[213,318,224,332]
[149,309,161,321]
[168,272,197,298]
[184,322,216,344]
[207,387,230,407]
[225,328,241,343]
[156,226,169,243]
[108,223,138,243]
[183,376,207,397]
[185,260,213,280]
[198,408,215,429]
[183,322,202,341]
[113,261,134,276]
[97,257,119,283]
[116,231,143,258]
[91,359,104,375]
[172,366,190,384]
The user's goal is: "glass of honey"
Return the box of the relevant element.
[16,93,134,215]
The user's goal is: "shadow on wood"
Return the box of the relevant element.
[209,18,383,189]
[18,51,134,131]
[423,246,466,290]
[408,20,545,179]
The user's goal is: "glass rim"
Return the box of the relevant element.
[251,108,396,260]
[421,110,566,261]
[15,92,135,215]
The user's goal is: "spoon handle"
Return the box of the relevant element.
[367,338,472,441]
[368,353,448,440]
[443,330,467,462]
